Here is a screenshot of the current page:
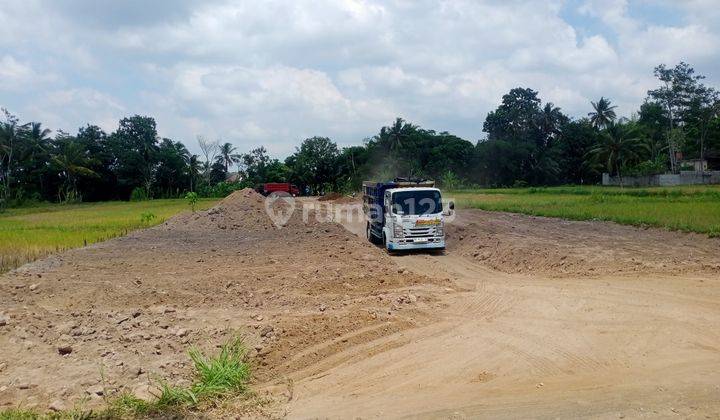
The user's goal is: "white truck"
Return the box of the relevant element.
[363,178,453,251]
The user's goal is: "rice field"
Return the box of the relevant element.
[0,198,218,273]
[449,185,720,237]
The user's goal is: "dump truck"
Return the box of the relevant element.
[363,178,453,251]
[262,183,300,197]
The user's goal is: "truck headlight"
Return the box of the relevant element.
[393,223,403,237]
[436,225,444,236]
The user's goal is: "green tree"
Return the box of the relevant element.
[0,109,20,207]
[588,122,647,179]
[217,142,241,173]
[156,139,190,197]
[483,87,542,142]
[479,87,567,186]
[75,125,114,201]
[187,154,201,192]
[648,62,708,172]
[637,102,669,162]
[381,117,416,152]
[51,135,99,202]
[288,137,339,194]
[109,115,159,198]
[588,97,617,129]
[556,119,602,184]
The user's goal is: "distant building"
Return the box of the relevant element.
[226,172,243,183]
[679,159,708,172]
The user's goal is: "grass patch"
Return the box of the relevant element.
[449,185,720,237]
[0,338,251,419]
[0,410,37,420]
[189,338,251,400]
[0,198,218,273]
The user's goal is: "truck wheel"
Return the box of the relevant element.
[367,223,379,245]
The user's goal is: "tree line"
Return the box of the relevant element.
[1,62,719,208]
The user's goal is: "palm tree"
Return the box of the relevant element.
[539,102,565,147]
[187,154,201,192]
[588,122,647,179]
[0,110,20,207]
[51,139,98,202]
[381,118,415,152]
[217,142,241,172]
[588,97,617,129]
[24,122,52,194]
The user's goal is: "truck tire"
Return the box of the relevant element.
[367,223,380,245]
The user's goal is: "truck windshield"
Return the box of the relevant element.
[392,190,442,215]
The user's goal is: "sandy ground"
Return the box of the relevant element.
[1,191,720,418]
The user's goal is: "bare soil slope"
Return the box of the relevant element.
[286,205,720,419]
[2,194,720,419]
[447,210,720,277]
[0,189,445,412]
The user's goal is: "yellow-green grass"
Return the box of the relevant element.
[449,185,720,237]
[0,198,218,273]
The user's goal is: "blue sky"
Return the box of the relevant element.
[1,0,718,157]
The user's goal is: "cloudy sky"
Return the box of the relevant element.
[1,0,719,157]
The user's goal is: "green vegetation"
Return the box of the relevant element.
[185,191,199,212]
[2,62,719,206]
[0,338,251,419]
[451,185,720,236]
[0,198,217,273]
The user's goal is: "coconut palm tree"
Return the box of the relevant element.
[23,122,52,193]
[588,97,617,129]
[588,122,647,179]
[380,118,415,152]
[51,138,98,202]
[217,142,241,172]
[538,102,566,147]
[187,154,201,192]
[0,110,20,207]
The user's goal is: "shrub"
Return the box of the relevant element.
[130,187,149,202]
[140,212,156,224]
[440,170,461,190]
[625,158,666,177]
[185,192,199,212]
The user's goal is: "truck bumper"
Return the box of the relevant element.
[387,239,445,251]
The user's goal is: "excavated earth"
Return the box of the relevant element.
[0,190,448,415]
[1,191,720,419]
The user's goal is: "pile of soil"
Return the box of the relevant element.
[447,210,720,277]
[318,192,343,201]
[0,188,447,413]
[166,188,279,232]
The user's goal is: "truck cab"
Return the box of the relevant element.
[363,179,451,251]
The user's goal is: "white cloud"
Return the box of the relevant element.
[24,88,125,134]
[0,55,57,91]
[0,0,718,155]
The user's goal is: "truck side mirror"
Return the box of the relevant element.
[449,201,455,210]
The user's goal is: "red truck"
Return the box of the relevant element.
[262,183,300,197]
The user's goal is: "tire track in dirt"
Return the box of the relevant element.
[286,203,720,419]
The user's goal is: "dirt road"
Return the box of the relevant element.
[286,204,720,418]
[1,192,719,418]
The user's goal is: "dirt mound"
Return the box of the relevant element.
[447,210,720,277]
[0,187,446,413]
[318,192,343,201]
[164,187,291,232]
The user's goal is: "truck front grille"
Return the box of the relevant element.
[404,227,436,238]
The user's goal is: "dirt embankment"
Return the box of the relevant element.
[0,189,448,412]
[3,191,720,418]
[447,210,720,277]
